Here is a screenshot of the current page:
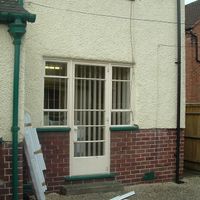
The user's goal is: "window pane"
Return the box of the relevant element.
[112,67,130,80]
[44,78,68,109]
[45,62,67,76]
[111,111,131,125]
[44,111,67,126]
[75,64,105,79]
[112,81,130,109]
[112,66,131,125]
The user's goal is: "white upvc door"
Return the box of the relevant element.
[69,62,111,176]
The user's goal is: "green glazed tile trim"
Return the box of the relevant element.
[110,124,139,132]
[36,127,71,133]
[65,173,117,181]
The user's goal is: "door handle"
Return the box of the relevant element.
[74,126,78,131]
[73,126,78,141]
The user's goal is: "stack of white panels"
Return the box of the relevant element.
[24,112,47,200]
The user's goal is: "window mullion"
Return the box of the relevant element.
[130,67,134,124]
[105,64,112,126]
[68,60,74,127]
[88,68,92,156]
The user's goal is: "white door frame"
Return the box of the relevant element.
[69,61,111,176]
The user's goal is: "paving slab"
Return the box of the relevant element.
[46,176,200,200]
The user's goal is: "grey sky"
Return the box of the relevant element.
[185,0,197,4]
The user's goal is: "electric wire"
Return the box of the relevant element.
[25,1,184,25]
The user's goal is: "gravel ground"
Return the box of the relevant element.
[46,176,200,200]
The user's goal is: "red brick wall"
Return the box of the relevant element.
[38,132,69,192]
[0,143,23,200]
[111,129,184,184]
[34,128,184,193]
[186,24,200,103]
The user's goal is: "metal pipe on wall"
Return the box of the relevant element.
[18,0,24,6]
[8,18,26,200]
[175,0,182,184]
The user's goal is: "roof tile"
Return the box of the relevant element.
[186,0,200,29]
[0,0,28,14]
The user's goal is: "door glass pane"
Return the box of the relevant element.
[76,127,104,141]
[74,111,104,125]
[75,79,105,109]
[74,142,104,157]
[74,64,105,157]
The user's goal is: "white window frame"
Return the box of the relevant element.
[42,59,134,127]
[43,59,70,127]
[110,64,133,127]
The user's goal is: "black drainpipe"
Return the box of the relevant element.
[175,0,182,184]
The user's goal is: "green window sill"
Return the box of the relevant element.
[36,127,71,133]
[110,124,139,132]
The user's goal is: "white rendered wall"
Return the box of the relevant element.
[24,0,185,129]
[0,25,25,141]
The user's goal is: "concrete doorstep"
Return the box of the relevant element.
[60,181,124,195]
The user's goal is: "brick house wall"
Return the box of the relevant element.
[38,132,70,192]
[32,128,184,193]
[185,21,200,173]
[0,143,23,200]
[186,23,200,103]
[111,129,184,184]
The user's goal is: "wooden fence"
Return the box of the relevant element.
[185,103,200,170]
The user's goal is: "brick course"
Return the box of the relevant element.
[0,143,23,200]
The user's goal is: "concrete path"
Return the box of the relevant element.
[46,175,200,200]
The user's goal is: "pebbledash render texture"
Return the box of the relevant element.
[22,129,184,193]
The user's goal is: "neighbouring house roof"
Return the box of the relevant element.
[186,0,200,30]
[0,0,28,14]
